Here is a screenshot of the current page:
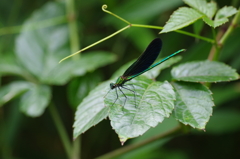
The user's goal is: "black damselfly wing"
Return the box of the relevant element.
[122,38,162,78]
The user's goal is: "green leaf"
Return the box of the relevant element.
[161,7,202,33]
[183,0,217,18]
[71,51,117,76]
[213,6,238,28]
[41,51,116,85]
[202,15,214,27]
[73,81,109,139]
[0,81,31,106]
[105,76,175,143]
[15,1,116,85]
[172,82,214,129]
[20,84,51,117]
[171,60,239,82]
[15,2,69,84]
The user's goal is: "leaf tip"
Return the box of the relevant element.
[119,135,128,145]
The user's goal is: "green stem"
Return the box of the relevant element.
[59,4,215,63]
[0,16,67,36]
[49,103,72,159]
[102,4,131,24]
[96,125,181,159]
[66,0,80,60]
[59,25,131,63]
[132,24,214,43]
[65,0,81,158]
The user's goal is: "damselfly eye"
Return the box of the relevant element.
[110,83,115,89]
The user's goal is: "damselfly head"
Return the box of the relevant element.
[110,83,115,89]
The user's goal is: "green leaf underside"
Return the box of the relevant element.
[20,84,51,117]
[0,81,31,106]
[105,76,175,142]
[73,81,109,139]
[171,60,239,82]
[172,82,214,129]
[161,7,202,33]
[183,0,217,19]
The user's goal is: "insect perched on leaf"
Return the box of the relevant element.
[106,38,186,107]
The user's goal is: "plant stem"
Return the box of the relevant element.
[65,0,81,157]
[59,25,131,63]
[96,125,181,159]
[132,24,214,43]
[66,0,80,60]
[49,103,72,159]
[102,4,131,25]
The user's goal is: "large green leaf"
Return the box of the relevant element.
[172,82,214,129]
[183,0,217,18]
[105,76,175,144]
[15,2,70,84]
[171,60,239,82]
[41,51,116,85]
[161,7,202,33]
[15,2,116,85]
[0,81,31,106]
[20,84,51,117]
[73,81,109,139]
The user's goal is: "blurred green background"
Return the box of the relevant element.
[0,0,240,159]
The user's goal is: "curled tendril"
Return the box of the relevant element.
[102,4,108,11]
[101,4,130,25]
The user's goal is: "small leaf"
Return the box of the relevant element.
[0,81,31,106]
[213,6,238,28]
[20,84,51,117]
[172,82,214,129]
[73,81,109,139]
[161,7,202,33]
[171,60,239,82]
[215,6,238,21]
[183,0,217,18]
[106,76,175,142]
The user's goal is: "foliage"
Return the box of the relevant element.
[0,0,240,159]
